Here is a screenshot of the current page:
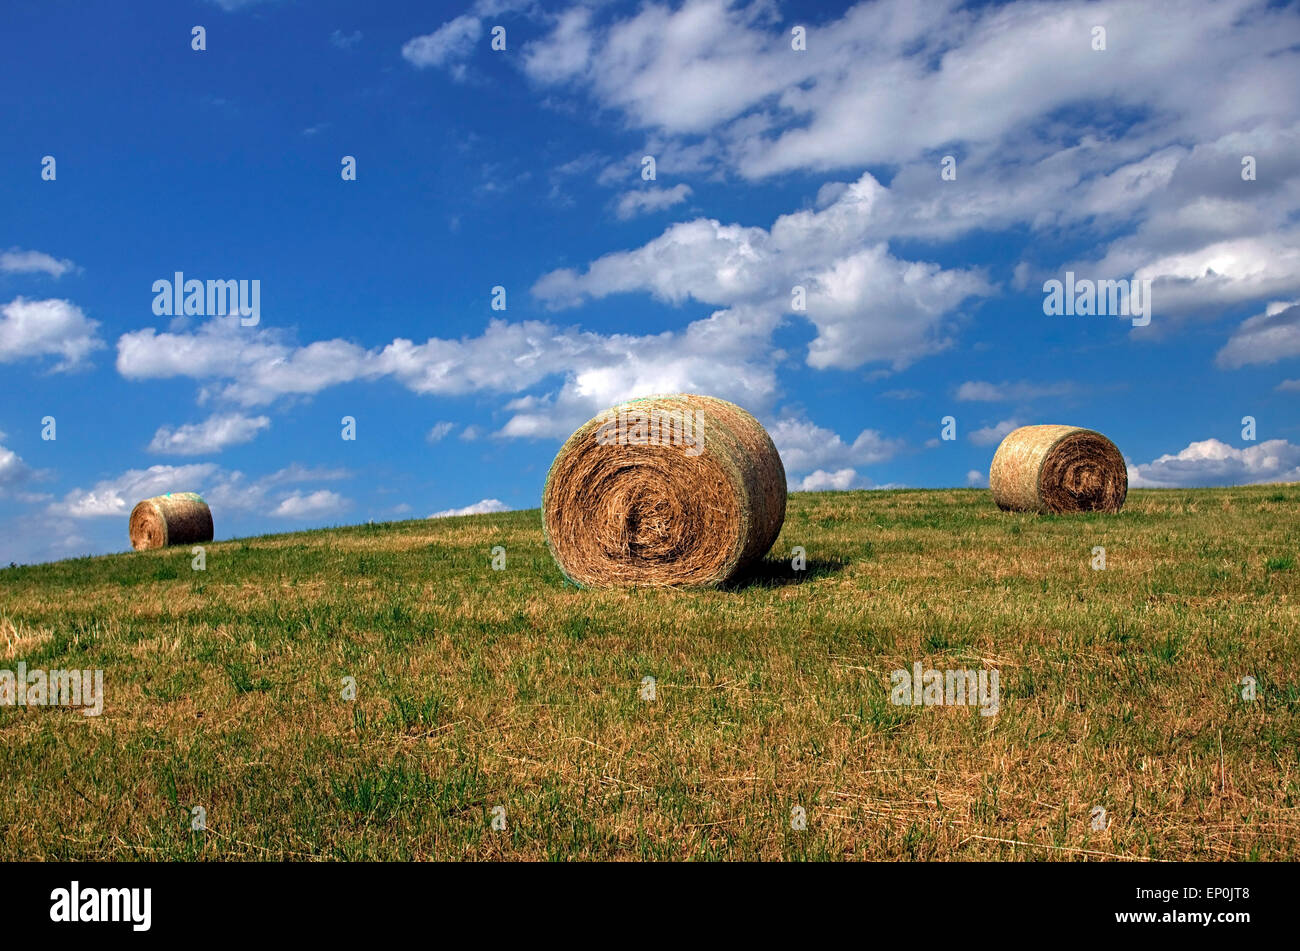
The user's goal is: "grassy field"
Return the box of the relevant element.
[1,486,1297,861]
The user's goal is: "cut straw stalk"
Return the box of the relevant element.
[542,394,786,588]
[989,424,1127,514]
[128,492,214,551]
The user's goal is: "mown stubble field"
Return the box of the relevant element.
[1,486,1297,860]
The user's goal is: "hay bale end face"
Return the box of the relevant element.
[989,425,1127,514]
[542,394,786,588]
[129,492,214,551]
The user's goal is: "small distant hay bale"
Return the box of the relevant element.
[989,425,1127,514]
[129,492,214,550]
[542,394,786,588]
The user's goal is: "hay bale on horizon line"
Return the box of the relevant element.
[989,424,1128,514]
[542,393,786,588]
[129,492,214,551]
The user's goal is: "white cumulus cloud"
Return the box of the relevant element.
[969,419,1021,447]
[769,416,903,476]
[520,0,1300,323]
[49,464,220,519]
[429,498,511,518]
[533,174,992,371]
[1127,438,1300,487]
[797,468,861,491]
[50,463,350,520]
[521,0,1300,181]
[0,437,33,493]
[1,297,103,370]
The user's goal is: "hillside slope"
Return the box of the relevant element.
[1,487,1297,860]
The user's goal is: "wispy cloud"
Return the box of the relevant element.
[148,413,271,456]
[1216,301,1300,369]
[615,184,692,219]
[0,248,76,278]
[330,29,362,50]
[426,421,456,443]
[402,14,482,80]
[956,381,1076,402]
[271,490,348,518]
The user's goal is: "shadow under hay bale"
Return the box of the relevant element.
[989,424,1127,514]
[542,394,786,588]
[722,555,850,590]
[129,492,214,550]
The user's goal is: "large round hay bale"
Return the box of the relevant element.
[989,425,1127,514]
[129,492,214,550]
[542,394,787,588]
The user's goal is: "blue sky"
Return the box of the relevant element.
[2,0,1299,565]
